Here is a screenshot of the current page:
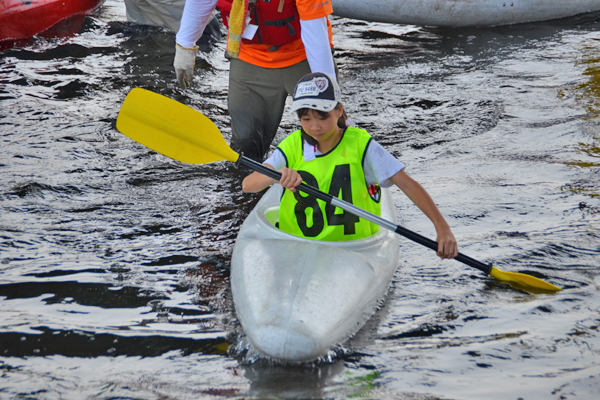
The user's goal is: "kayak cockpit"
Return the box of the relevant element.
[263,206,280,227]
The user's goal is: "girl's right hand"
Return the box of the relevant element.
[279,168,303,192]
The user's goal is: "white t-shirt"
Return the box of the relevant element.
[264,137,405,188]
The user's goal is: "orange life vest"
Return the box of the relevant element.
[216,0,302,48]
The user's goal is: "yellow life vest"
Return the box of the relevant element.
[277,127,381,241]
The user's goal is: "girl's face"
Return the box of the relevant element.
[299,107,343,144]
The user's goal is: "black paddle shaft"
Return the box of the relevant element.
[239,155,493,276]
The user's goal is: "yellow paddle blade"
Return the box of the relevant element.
[490,266,562,293]
[116,88,239,165]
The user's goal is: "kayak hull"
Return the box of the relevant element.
[231,185,400,362]
[0,0,105,42]
[119,0,600,31]
[331,0,600,27]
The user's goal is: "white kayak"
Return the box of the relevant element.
[331,0,600,27]
[231,184,400,362]
[123,0,600,32]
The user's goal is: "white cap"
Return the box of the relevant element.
[290,72,341,113]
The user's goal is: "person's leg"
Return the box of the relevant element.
[228,58,311,161]
[228,59,285,161]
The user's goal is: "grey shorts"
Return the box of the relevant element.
[228,58,311,161]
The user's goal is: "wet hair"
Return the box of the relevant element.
[296,103,346,146]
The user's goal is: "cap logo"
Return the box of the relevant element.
[314,77,329,92]
[294,77,330,99]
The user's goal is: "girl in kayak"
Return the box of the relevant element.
[242,72,458,259]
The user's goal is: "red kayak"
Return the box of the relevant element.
[0,0,104,42]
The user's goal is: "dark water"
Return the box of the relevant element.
[1,2,600,399]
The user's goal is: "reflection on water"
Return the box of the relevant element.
[1,1,600,399]
[572,38,600,175]
[575,38,600,120]
[561,35,600,201]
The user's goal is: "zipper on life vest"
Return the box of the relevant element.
[249,0,262,44]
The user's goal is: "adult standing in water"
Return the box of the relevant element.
[173,0,337,161]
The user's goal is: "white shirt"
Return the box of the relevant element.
[176,0,218,48]
[264,138,405,188]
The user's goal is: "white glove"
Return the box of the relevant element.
[173,44,199,88]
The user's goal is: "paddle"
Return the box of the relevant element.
[116,88,562,293]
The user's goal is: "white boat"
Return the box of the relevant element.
[331,0,600,27]
[231,184,400,362]
[122,1,600,31]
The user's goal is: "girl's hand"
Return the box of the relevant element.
[436,228,458,260]
[279,167,303,192]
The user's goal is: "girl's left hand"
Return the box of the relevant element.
[279,168,303,192]
[436,229,458,259]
